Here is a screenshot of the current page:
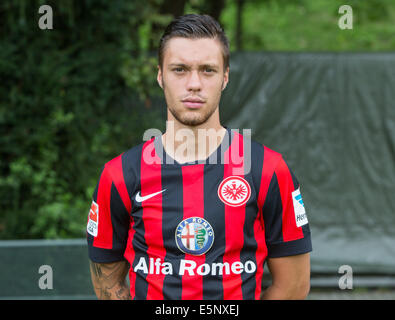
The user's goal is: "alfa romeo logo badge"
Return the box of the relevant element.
[175,217,214,255]
[218,176,251,207]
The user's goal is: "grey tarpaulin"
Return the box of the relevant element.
[221,52,395,274]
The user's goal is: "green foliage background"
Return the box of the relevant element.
[1,0,394,239]
[0,0,167,239]
[221,0,395,51]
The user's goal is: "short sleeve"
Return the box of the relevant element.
[86,165,130,263]
[262,157,312,258]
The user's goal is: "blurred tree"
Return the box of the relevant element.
[0,0,166,239]
[235,0,245,50]
[183,0,226,26]
[188,0,226,21]
[149,0,188,51]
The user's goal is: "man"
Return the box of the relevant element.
[87,14,312,300]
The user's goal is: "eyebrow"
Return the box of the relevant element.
[168,63,219,70]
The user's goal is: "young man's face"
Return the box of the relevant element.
[157,37,229,127]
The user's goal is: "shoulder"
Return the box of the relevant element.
[233,129,284,165]
[253,140,282,161]
[101,139,150,187]
[104,140,148,172]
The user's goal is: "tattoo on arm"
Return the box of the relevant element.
[89,260,131,300]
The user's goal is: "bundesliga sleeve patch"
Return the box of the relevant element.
[87,200,99,237]
[292,187,308,227]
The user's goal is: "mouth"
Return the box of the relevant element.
[182,98,205,109]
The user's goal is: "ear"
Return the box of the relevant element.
[222,66,229,91]
[157,65,163,89]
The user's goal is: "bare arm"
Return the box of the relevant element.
[89,260,131,300]
[261,253,310,300]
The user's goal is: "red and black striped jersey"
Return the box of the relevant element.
[87,128,312,300]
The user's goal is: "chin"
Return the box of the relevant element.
[179,116,208,127]
[170,109,208,127]
[168,102,219,127]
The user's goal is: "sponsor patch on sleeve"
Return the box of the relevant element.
[87,200,99,237]
[292,187,308,227]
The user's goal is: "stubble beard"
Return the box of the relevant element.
[168,103,217,126]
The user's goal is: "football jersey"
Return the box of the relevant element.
[87,128,312,300]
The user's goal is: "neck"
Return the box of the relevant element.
[162,112,226,164]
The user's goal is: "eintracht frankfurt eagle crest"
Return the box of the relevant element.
[218,176,251,207]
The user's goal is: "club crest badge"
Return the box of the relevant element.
[218,176,251,207]
[175,217,214,255]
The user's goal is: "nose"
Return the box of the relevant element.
[186,70,202,92]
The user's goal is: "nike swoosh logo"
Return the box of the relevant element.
[135,189,166,203]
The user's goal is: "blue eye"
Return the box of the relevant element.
[204,68,216,74]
